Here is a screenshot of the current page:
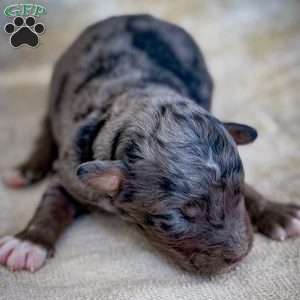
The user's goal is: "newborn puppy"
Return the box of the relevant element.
[1,14,300,275]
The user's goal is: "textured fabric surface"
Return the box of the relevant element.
[0,1,300,299]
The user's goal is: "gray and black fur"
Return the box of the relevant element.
[4,14,300,276]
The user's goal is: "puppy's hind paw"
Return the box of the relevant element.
[2,169,30,189]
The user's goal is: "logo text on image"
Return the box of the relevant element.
[3,3,47,48]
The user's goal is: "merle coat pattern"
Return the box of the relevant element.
[1,15,300,275]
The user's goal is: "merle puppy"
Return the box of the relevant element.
[1,15,300,275]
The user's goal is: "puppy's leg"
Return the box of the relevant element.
[3,117,57,188]
[0,180,86,272]
[243,183,300,241]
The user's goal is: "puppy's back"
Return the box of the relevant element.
[49,15,213,126]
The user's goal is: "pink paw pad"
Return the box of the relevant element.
[269,214,300,241]
[286,218,300,237]
[0,236,47,272]
[2,170,29,189]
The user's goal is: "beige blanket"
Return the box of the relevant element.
[0,1,299,299]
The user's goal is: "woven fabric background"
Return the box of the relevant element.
[0,1,299,299]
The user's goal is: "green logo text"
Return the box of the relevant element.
[4,4,47,17]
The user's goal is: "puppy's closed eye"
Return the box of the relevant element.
[182,200,207,221]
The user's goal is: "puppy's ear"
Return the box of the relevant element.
[76,160,126,196]
[223,122,258,145]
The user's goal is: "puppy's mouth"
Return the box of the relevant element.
[224,253,246,265]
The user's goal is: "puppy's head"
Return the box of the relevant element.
[76,103,257,275]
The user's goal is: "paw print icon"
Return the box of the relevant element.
[4,16,45,48]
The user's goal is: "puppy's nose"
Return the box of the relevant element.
[224,254,245,264]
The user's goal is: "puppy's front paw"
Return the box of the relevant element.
[0,236,48,272]
[256,202,300,241]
